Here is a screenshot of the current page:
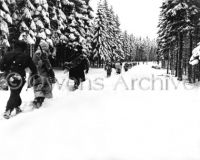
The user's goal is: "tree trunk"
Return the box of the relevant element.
[177,32,183,81]
[175,49,178,77]
[170,50,173,74]
[188,31,193,83]
[98,55,101,68]
[161,60,165,69]
[167,50,170,74]
[193,66,196,83]
[198,64,200,81]
[193,26,200,83]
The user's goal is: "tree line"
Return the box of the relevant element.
[0,0,157,68]
[91,0,157,67]
[157,0,200,83]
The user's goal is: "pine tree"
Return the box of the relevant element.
[62,0,93,48]
[157,0,200,81]
[92,1,111,65]
[103,1,116,60]
[0,0,13,47]
[186,0,200,83]
[129,34,137,61]
[122,31,130,61]
[92,0,125,66]
[7,0,51,45]
[110,11,124,60]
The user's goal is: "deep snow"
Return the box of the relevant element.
[0,63,200,160]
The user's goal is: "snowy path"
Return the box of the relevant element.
[0,63,200,160]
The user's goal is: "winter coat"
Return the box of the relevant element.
[105,63,112,75]
[68,55,90,82]
[115,62,122,74]
[124,63,129,72]
[33,50,52,77]
[0,49,37,88]
[32,48,54,99]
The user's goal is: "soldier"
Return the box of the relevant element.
[0,41,37,119]
[115,61,122,74]
[105,61,112,77]
[31,38,56,108]
[64,45,90,90]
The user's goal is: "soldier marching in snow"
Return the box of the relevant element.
[0,41,37,119]
[30,38,56,108]
[64,45,90,90]
[124,62,129,72]
[105,61,112,77]
[115,61,122,74]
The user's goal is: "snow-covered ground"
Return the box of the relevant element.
[0,63,200,160]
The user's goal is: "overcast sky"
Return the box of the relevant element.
[90,0,162,39]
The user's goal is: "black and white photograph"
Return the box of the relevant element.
[0,0,200,159]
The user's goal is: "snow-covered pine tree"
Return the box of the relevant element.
[45,0,71,67]
[148,39,157,62]
[91,0,111,66]
[0,0,13,47]
[157,0,200,81]
[47,0,68,45]
[82,0,94,56]
[92,0,124,66]
[7,0,50,46]
[109,8,124,61]
[122,31,131,61]
[143,37,152,62]
[103,0,115,60]
[121,31,156,63]
[6,0,69,58]
[137,40,146,62]
[157,0,174,70]
[186,0,200,83]
[61,0,93,53]
[122,31,138,62]
[75,0,94,57]
[129,34,137,61]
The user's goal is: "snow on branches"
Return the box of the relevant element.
[0,0,94,55]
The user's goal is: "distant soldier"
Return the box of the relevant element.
[124,63,129,72]
[115,61,122,74]
[105,62,112,77]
